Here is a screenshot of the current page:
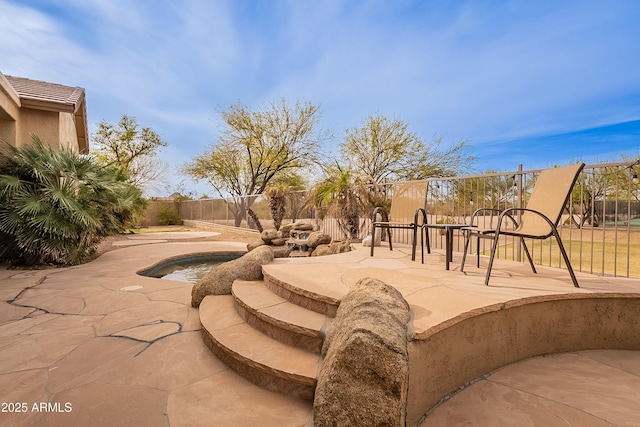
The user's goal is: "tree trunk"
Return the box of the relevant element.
[234,202,245,227]
[269,196,285,231]
[247,207,263,232]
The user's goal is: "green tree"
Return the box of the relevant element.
[341,114,475,183]
[183,99,323,227]
[307,165,385,239]
[612,155,640,203]
[566,158,639,228]
[93,114,168,190]
[0,136,144,265]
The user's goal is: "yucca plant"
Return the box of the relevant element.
[0,136,144,266]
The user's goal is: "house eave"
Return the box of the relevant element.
[20,97,77,114]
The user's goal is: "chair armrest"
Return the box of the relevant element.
[469,208,503,225]
[372,206,389,223]
[497,207,555,235]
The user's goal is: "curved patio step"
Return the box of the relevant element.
[262,264,344,317]
[199,294,319,401]
[232,280,329,354]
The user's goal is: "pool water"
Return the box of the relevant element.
[138,252,244,284]
[160,262,220,283]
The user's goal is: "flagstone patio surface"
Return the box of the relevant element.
[0,229,639,426]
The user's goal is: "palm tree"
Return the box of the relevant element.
[265,184,288,231]
[307,165,385,239]
[0,136,144,265]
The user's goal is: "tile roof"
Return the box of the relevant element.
[5,75,85,113]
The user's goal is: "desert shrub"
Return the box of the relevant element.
[157,206,183,225]
[0,136,145,265]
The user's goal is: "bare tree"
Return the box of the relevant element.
[183,99,324,227]
[92,115,168,191]
[341,114,475,183]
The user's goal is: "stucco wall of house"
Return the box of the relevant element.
[0,79,20,122]
[17,108,60,148]
[0,95,19,123]
[0,82,19,147]
[0,119,16,148]
[59,112,79,151]
[1,74,87,153]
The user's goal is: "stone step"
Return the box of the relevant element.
[232,280,329,354]
[199,294,319,401]
[262,264,344,318]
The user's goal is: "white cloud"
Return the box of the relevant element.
[2,0,640,194]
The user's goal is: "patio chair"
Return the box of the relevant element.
[460,163,585,287]
[370,181,430,261]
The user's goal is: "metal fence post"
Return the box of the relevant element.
[516,164,523,262]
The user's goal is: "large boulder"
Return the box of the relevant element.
[306,231,332,249]
[278,223,295,238]
[261,229,278,244]
[270,237,287,246]
[313,277,411,426]
[246,238,266,252]
[272,245,293,258]
[292,221,314,231]
[311,240,352,257]
[191,246,274,307]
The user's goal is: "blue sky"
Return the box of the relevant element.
[1,0,639,196]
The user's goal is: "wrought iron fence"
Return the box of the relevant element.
[178,160,640,278]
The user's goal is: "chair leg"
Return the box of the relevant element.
[484,231,501,286]
[520,237,537,274]
[411,225,417,261]
[421,227,424,263]
[460,230,471,272]
[388,227,393,251]
[370,225,376,257]
[425,227,431,254]
[553,228,580,288]
[476,236,481,268]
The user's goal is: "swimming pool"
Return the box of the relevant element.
[137,252,244,283]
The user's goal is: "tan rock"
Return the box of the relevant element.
[292,222,314,231]
[311,240,352,257]
[191,246,274,307]
[246,239,266,251]
[272,245,293,258]
[270,237,287,246]
[261,229,278,244]
[306,232,332,249]
[278,223,294,238]
[310,244,331,257]
[314,277,410,427]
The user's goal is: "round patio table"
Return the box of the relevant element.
[421,223,468,270]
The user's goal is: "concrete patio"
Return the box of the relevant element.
[1,229,639,426]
